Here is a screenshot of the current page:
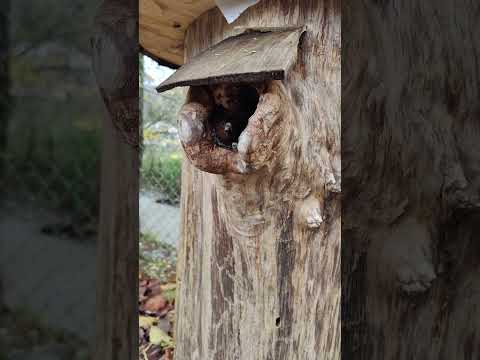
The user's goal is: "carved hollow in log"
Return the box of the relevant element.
[178,81,285,175]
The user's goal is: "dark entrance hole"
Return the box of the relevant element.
[208,83,260,150]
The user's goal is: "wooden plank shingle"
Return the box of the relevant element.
[156,27,306,92]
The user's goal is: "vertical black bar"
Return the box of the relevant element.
[0,1,10,186]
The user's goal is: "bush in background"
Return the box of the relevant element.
[141,148,181,204]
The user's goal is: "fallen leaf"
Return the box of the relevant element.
[139,316,157,328]
[148,279,163,296]
[149,326,174,348]
[164,348,174,360]
[144,294,167,312]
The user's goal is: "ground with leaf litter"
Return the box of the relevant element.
[139,232,177,360]
[0,306,89,360]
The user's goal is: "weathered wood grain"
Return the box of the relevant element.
[156,28,305,92]
[139,0,216,65]
[92,1,139,359]
[342,1,480,359]
[175,1,341,359]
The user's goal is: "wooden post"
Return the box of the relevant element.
[174,2,340,359]
[92,1,139,359]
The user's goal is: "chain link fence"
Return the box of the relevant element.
[0,118,99,359]
[0,2,101,354]
[139,119,182,282]
[138,59,183,359]
[139,58,183,280]
[0,123,100,238]
[140,127,181,237]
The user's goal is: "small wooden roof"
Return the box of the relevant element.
[139,0,216,67]
[157,28,305,92]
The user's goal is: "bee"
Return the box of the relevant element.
[209,83,259,149]
[211,108,238,148]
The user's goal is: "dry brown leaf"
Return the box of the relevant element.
[144,294,167,312]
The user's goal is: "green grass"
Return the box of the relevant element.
[2,96,101,220]
[141,148,182,204]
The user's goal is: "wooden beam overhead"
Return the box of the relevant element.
[139,0,216,66]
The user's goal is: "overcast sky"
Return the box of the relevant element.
[143,55,175,87]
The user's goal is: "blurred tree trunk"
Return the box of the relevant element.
[0,2,10,184]
[175,1,340,359]
[342,2,480,359]
[92,1,138,359]
[139,54,144,162]
[0,4,10,309]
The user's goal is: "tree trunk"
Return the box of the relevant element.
[343,2,480,359]
[0,2,10,186]
[175,2,341,359]
[0,0,10,309]
[92,1,139,359]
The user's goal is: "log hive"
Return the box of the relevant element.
[174,1,340,359]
